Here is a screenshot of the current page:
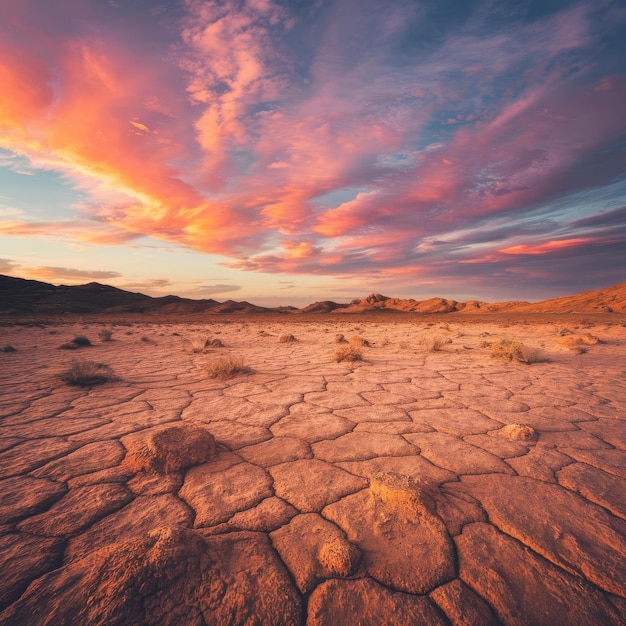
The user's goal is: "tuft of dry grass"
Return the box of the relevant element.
[2,344,17,353]
[350,336,370,347]
[333,345,363,362]
[59,335,92,350]
[207,355,254,379]
[424,336,444,352]
[61,359,117,386]
[489,338,546,364]
[98,329,113,342]
[279,334,297,343]
[558,333,601,353]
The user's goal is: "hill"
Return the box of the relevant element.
[1,274,624,316]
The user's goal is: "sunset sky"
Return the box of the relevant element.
[1,0,625,307]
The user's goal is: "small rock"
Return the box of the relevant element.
[498,423,538,442]
[122,424,216,474]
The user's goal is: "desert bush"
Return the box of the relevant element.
[350,336,370,347]
[333,345,363,362]
[558,333,601,353]
[190,337,209,353]
[2,344,16,352]
[98,329,113,342]
[424,336,444,352]
[207,355,253,379]
[489,338,545,364]
[334,334,348,344]
[279,334,297,343]
[59,335,92,350]
[61,359,117,386]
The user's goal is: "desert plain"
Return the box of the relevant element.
[0,313,625,625]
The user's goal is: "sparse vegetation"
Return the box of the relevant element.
[98,329,113,342]
[424,336,444,352]
[350,336,370,347]
[489,338,546,364]
[558,333,601,353]
[59,335,92,350]
[2,344,17,352]
[60,359,117,386]
[333,345,363,362]
[207,355,254,379]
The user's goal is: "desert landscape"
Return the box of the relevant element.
[1,281,625,625]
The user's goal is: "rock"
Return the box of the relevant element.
[0,533,64,610]
[269,459,367,512]
[457,523,622,625]
[430,579,500,626]
[323,474,455,594]
[497,423,538,441]
[180,462,273,527]
[457,474,626,597]
[0,528,302,625]
[0,476,67,524]
[18,484,133,536]
[270,513,360,593]
[307,578,448,626]
[121,424,216,474]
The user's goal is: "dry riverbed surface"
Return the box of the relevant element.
[0,316,625,625]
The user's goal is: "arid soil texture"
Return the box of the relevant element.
[0,316,625,625]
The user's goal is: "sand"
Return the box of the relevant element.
[0,316,624,625]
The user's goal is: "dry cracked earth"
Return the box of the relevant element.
[0,317,625,625]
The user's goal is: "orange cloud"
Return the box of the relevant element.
[499,238,592,255]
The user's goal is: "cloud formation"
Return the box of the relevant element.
[0,0,625,298]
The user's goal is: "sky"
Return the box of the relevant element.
[1,0,625,307]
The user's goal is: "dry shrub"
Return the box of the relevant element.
[61,359,117,386]
[558,334,601,353]
[2,344,16,353]
[489,338,546,364]
[98,329,113,342]
[333,345,363,362]
[60,335,92,350]
[334,333,348,344]
[190,337,209,353]
[350,336,370,347]
[424,336,444,352]
[279,334,297,343]
[207,355,253,379]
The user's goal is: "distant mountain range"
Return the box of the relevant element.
[1,274,624,316]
